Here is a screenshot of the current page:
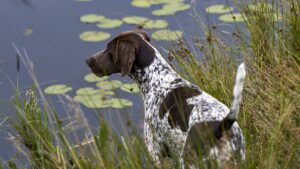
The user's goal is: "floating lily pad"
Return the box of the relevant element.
[76,87,114,96]
[131,0,184,8]
[205,5,234,14]
[219,13,244,22]
[79,31,111,42]
[247,3,281,21]
[24,28,33,36]
[44,84,72,94]
[152,29,183,41]
[84,73,109,82]
[248,3,273,11]
[122,16,149,25]
[74,95,111,108]
[131,0,151,8]
[96,19,123,29]
[74,95,132,109]
[144,20,168,29]
[123,16,168,29]
[152,3,191,16]
[80,14,106,23]
[96,80,122,90]
[108,98,133,108]
[120,83,140,93]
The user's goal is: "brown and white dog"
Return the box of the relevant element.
[86,29,246,168]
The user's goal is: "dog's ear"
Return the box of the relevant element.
[115,41,138,77]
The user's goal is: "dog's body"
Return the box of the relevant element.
[86,30,246,167]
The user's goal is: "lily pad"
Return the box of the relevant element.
[144,20,168,29]
[219,13,244,22]
[74,95,111,108]
[152,3,191,16]
[80,14,106,23]
[79,31,111,42]
[44,84,72,94]
[84,73,109,82]
[205,5,234,14]
[76,87,114,96]
[122,16,149,25]
[152,29,183,41]
[24,28,33,36]
[247,3,281,21]
[131,0,184,8]
[96,80,122,90]
[120,83,140,93]
[131,0,151,8]
[123,16,168,29]
[108,98,133,108]
[248,3,273,11]
[96,19,123,29]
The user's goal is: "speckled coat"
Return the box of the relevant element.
[86,30,246,168]
[129,45,245,167]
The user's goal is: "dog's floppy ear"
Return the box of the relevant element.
[114,40,138,77]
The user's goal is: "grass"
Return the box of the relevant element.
[3,0,300,168]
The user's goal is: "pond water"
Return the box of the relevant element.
[0,0,243,165]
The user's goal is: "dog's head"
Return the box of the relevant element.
[85,29,152,77]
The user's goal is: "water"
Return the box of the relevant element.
[0,0,241,165]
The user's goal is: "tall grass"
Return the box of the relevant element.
[6,0,300,168]
[170,0,300,168]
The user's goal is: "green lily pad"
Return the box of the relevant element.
[152,29,183,41]
[79,31,111,42]
[120,83,140,93]
[122,16,149,25]
[151,0,184,4]
[96,80,122,90]
[205,5,234,14]
[24,28,33,36]
[108,98,133,108]
[247,3,281,21]
[84,73,109,82]
[131,0,151,8]
[75,95,133,109]
[219,13,244,22]
[131,0,184,8]
[74,95,111,108]
[248,3,273,11]
[123,16,168,29]
[152,3,191,16]
[80,14,106,23]
[144,20,168,29]
[76,87,114,96]
[96,19,123,29]
[44,84,72,94]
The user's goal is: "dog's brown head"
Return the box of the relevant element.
[85,29,153,77]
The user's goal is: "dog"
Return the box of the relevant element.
[86,29,246,168]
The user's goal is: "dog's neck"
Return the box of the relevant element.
[129,44,188,100]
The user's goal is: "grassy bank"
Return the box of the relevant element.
[4,0,300,168]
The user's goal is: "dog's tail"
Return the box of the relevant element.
[218,63,246,133]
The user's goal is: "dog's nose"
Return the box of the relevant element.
[85,57,96,67]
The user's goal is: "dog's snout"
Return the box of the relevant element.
[86,57,96,67]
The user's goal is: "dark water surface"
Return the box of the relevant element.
[0,0,241,165]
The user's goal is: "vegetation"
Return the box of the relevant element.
[3,0,299,168]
